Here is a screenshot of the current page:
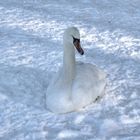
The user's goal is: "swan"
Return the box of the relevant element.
[46,27,106,113]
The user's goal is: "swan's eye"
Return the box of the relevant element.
[73,36,80,44]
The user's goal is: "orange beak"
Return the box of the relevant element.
[74,39,84,55]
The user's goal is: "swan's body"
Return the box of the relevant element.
[46,27,106,113]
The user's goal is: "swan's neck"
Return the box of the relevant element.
[63,42,75,84]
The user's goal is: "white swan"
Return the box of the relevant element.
[46,27,106,113]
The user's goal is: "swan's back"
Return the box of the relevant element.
[75,62,106,82]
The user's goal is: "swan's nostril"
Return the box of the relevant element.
[79,47,84,55]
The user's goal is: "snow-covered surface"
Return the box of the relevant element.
[0,0,140,139]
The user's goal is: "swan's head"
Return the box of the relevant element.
[63,27,84,55]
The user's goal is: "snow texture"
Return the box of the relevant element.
[0,0,140,139]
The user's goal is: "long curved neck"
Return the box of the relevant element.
[62,41,76,84]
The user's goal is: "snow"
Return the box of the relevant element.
[0,0,140,139]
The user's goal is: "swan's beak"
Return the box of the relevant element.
[74,40,84,55]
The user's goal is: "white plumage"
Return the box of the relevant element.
[46,27,106,113]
